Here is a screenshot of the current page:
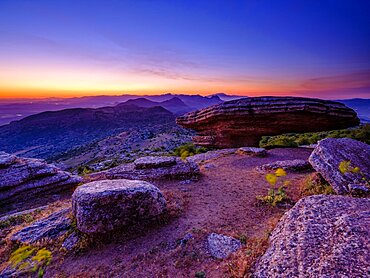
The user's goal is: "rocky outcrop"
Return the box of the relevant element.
[0,152,82,203]
[176,97,360,148]
[256,159,312,172]
[72,179,167,234]
[207,233,242,259]
[253,195,370,277]
[11,208,72,245]
[309,138,370,194]
[88,156,199,182]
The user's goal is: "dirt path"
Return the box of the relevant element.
[47,148,312,277]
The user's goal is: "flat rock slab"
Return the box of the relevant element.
[252,195,370,278]
[72,179,167,234]
[309,138,370,194]
[237,147,267,157]
[134,156,177,169]
[11,208,72,245]
[256,159,312,172]
[88,157,199,182]
[207,233,242,259]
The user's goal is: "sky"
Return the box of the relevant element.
[0,0,369,99]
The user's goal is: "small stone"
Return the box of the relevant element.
[72,179,167,234]
[207,233,241,259]
[237,147,267,157]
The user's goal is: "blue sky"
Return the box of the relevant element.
[0,0,369,98]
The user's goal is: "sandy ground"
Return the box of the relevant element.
[39,148,313,278]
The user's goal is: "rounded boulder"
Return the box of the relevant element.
[72,179,166,234]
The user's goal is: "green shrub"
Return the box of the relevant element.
[173,143,207,159]
[259,124,370,148]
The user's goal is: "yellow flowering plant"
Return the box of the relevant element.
[258,168,290,206]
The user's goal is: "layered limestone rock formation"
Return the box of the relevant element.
[0,152,82,203]
[176,97,360,148]
[252,195,370,277]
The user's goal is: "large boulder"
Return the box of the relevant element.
[176,97,359,148]
[309,138,370,194]
[72,179,167,234]
[0,152,82,203]
[88,156,199,182]
[253,195,370,277]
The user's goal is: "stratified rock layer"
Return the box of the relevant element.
[176,97,360,148]
[0,152,82,202]
[72,179,166,234]
[309,138,370,194]
[253,195,370,278]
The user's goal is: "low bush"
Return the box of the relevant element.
[259,124,370,149]
[172,143,207,159]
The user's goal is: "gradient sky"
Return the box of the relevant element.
[0,0,369,99]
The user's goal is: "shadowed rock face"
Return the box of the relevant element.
[176,97,360,148]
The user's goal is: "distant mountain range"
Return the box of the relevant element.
[0,94,223,126]
[0,104,176,161]
[121,97,192,115]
